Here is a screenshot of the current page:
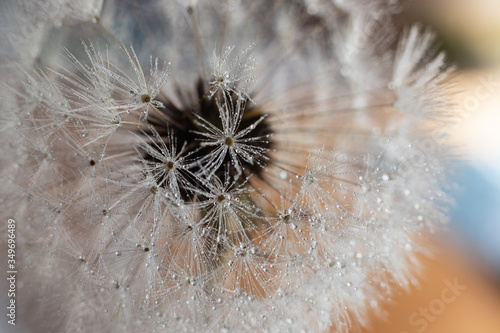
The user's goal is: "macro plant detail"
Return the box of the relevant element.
[0,0,455,332]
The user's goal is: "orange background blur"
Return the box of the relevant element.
[363,1,500,332]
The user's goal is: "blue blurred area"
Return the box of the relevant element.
[449,163,500,274]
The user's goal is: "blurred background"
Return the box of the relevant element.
[364,1,500,332]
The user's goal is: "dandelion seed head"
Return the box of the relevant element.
[1,0,457,332]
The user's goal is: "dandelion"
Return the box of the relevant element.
[0,1,455,332]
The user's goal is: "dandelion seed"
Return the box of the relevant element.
[193,97,269,179]
[209,44,257,101]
